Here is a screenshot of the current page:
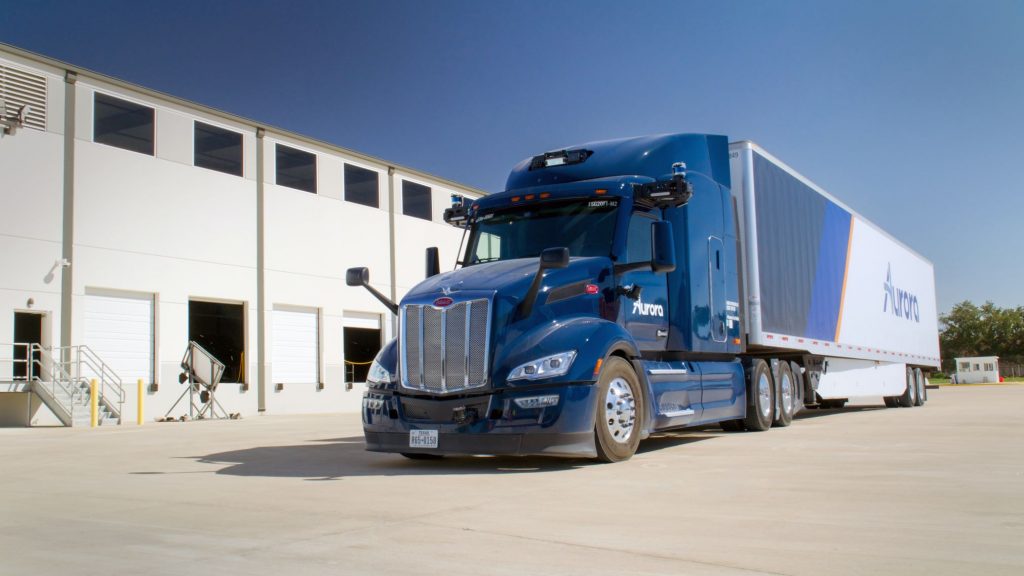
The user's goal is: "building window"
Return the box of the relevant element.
[403,180,432,220]
[344,164,379,208]
[984,363,994,371]
[94,93,154,155]
[194,122,243,176]
[276,144,317,193]
[960,362,970,371]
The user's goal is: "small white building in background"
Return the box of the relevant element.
[0,43,485,426]
[953,356,1000,384]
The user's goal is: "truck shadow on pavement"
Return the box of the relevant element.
[192,436,594,480]
[187,406,884,480]
[192,430,723,480]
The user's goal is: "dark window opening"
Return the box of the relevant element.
[13,312,42,380]
[344,164,380,208]
[276,144,317,193]
[195,122,243,176]
[94,93,154,155]
[344,327,381,384]
[402,180,432,220]
[189,301,245,383]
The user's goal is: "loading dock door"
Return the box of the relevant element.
[343,311,382,384]
[272,307,319,384]
[84,292,154,384]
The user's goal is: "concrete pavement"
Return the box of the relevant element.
[1,385,1022,575]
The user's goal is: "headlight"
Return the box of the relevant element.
[367,359,394,384]
[508,351,576,381]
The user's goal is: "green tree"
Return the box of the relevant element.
[940,301,1024,373]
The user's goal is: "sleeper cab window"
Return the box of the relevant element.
[194,121,243,176]
[402,180,432,220]
[344,164,380,208]
[93,92,154,155]
[276,144,317,193]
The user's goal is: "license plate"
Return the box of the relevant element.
[409,429,439,449]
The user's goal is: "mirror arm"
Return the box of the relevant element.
[363,283,399,316]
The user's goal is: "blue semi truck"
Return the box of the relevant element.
[348,133,940,462]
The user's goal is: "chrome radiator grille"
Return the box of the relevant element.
[401,298,490,394]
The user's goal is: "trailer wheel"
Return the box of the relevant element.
[773,361,795,427]
[913,368,925,407]
[899,367,917,408]
[593,357,643,462]
[743,359,774,431]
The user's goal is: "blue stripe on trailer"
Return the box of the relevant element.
[805,202,852,341]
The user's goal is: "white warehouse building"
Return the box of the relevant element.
[0,43,485,426]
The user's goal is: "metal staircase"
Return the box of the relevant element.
[1,343,124,427]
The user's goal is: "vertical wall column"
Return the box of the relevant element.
[60,71,77,354]
[256,128,267,412]
[387,166,398,337]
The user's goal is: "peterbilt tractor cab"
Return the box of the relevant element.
[349,134,746,461]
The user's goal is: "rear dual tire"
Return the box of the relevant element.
[743,359,774,431]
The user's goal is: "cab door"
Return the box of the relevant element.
[620,212,669,352]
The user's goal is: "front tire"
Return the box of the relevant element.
[744,359,774,431]
[594,357,643,463]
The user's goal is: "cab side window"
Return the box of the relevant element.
[626,212,655,263]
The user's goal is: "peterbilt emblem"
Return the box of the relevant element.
[433,297,454,307]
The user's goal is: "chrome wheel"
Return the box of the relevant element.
[604,377,637,444]
[780,371,793,416]
[758,372,772,418]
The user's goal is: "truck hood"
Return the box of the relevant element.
[403,257,610,309]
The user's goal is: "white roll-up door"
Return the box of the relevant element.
[83,291,155,384]
[272,307,319,384]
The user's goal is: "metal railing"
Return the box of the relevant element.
[0,342,123,425]
[1,342,83,424]
[47,344,124,424]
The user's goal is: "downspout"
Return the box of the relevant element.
[388,166,398,337]
[60,71,77,360]
[256,128,267,412]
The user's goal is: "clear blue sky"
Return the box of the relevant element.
[4,0,1022,314]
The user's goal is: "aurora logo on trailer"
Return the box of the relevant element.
[882,264,920,323]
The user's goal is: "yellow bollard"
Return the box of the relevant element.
[90,379,98,428]
[137,378,144,426]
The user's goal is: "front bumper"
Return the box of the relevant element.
[362,383,598,457]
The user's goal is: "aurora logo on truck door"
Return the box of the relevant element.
[882,263,920,322]
[632,297,664,317]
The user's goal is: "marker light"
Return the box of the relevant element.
[508,351,577,381]
[513,395,560,409]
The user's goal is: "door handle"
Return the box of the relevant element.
[657,329,668,338]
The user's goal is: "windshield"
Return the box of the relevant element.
[464,199,619,265]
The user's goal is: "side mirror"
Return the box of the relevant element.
[539,247,570,270]
[425,247,440,278]
[651,221,676,273]
[345,267,398,315]
[346,267,369,287]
